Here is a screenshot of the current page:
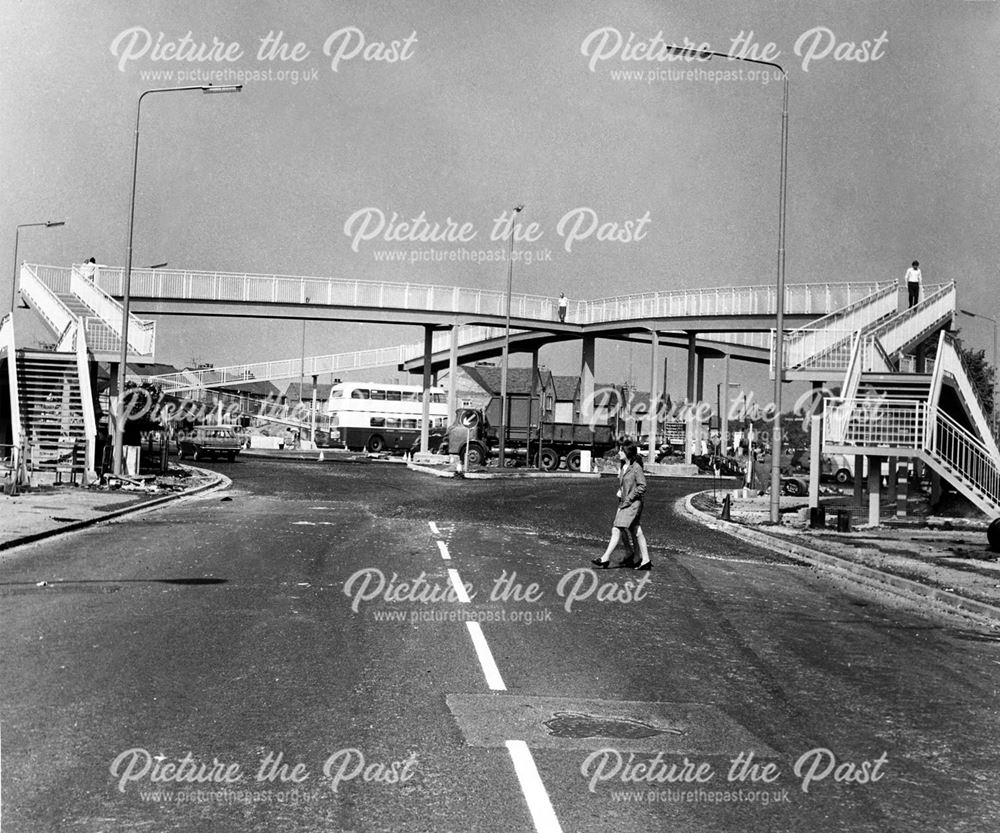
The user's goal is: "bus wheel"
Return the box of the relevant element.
[367,435,386,453]
[464,442,486,467]
[835,468,851,484]
[565,450,582,472]
[539,447,559,472]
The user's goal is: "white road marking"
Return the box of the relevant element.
[505,740,563,833]
[428,521,441,535]
[465,622,507,691]
[447,568,470,603]
[437,540,451,560]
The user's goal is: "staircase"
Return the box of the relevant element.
[14,348,89,475]
[780,282,955,381]
[824,331,1000,520]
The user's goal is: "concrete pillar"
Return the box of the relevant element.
[696,353,705,403]
[530,349,539,469]
[867,455,882,526]
[720,354,730,458]
[930,469,942,509]
[886,455,897,507]
[648,330,659,460]
[448,324,459,423]
[420,325,433,453]
[686,332,697,401]
[896,460,910,517]
[853,454,865,515]
[311,375,318,443]
[685,333,698,462]
[580,335,596,422]
[808,414,822,509]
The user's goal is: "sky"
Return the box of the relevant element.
[2,0,998,406]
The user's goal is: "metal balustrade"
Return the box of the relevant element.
[867,283,955,356]
[932,409,1000,508]
[36,262,881,326]
[71,265,155,355]
[825,396,927,450]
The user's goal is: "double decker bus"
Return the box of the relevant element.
[327,382,449,452]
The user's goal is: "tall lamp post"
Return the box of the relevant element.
[960,308,998,434]
[10,220,67,316]
[497,203,524,468]
[113,84,242,476]
[663,46,788,522]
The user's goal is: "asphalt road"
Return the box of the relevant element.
[1,458,998,832]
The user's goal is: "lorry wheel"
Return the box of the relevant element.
[565,450,582,472]
[367,435,386,453]
[539,447,559,472]
[464,442,486,467]
[783,479,804,496]
[835,468,851,484]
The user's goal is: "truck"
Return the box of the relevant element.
[441,405,618,471]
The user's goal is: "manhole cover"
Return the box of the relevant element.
[543,711,682,740]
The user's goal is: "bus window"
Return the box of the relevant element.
[351,388,370,399]
[370,417,386,427]
[386,418,401,428]
[402,419,417,429]
[401,391,419,402]
[330,388,344,399]
[431,393,446,403]
[386,390,401,401]
[370,389,386,401]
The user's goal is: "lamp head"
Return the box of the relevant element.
[44,220,66,228]
[202,84,243,94]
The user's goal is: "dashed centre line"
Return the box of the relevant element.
[506,740,564,833]
[432,520,562,833]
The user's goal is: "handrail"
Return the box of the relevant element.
[18,264,75,339]
[930,408,1000,510]
[1,315,21,461]
[937,331,999,455]
[18,262,881,327]
[867,282,955,356]
[71,265,155,355]
[824,395,927,451]
[74,317,98,479]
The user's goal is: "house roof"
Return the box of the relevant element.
[216,379,282,397]
[462,365,542,396]
[550,375,580,402]
[282,382,335,404]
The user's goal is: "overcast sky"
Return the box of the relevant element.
[2,0,997,402]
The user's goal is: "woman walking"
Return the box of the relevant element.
[592,441,652,571]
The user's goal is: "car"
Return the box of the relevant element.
[177,425,243,462]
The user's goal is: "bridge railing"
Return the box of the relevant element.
[64,263,884,325]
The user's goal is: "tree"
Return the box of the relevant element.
[952,334,996,424]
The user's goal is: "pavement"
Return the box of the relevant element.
[0,464,227,553]
[4,452,999,628]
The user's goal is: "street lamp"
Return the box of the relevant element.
[960,307,998,433]
[10,220,66,316]
[497,203,524,468]
[663,45,788,521]
[113,84,242,476]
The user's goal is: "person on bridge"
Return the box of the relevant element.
[904,260,921,308]
[557,292,568,322]
[592,441,652,570]
[80,257,97,281]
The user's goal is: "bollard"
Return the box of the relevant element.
[809,506,826,529]
[836,508,852,533]
[720,494,732,521]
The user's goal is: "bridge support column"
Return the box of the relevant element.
[808,381,825,510]
[896,460,910,517]
[420,325,433,454]
[530,349,539,469]
[868,455,883,526]
[447,324,459,423]
[685,333,698,462]
[930,469,943,510]
[696,353,705,403]
[648,331,659,460]
[720,354,730,459]
[886,455,897,508]
[580,336,595,423]
[853,454,865,517]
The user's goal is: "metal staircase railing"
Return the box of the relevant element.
[1,314,22,469]
[73,321,97,478]
[866,282,955,358]
[71,265,156,356]
[18,264,76,339]
[929,409,1000,512]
